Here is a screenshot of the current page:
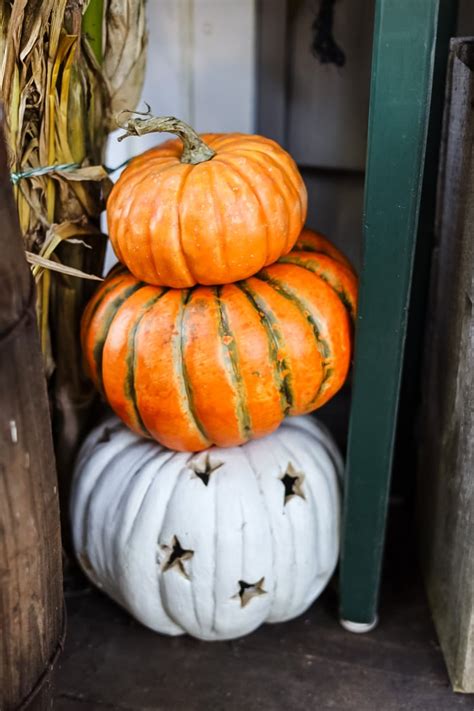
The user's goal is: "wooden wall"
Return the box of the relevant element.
[257,0,375,274]
[418,37,474,694]
[104,0,257,272]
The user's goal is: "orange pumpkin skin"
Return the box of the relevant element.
[81,230,357,452]
[107,134,307,288]
[293,227,354,269]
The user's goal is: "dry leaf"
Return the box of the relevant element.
[26,251,103,280]
[102,0,147,126]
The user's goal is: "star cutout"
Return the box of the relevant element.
[280,462,306,504]
[96,422,123,444]
[233,577,267,607]
[161,536,194,579]
[189,452,224,486]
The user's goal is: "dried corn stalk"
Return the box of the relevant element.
[0,0,147,519]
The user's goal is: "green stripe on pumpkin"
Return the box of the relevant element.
[124,290,169,437]
[277,254,355,320]
[214,286,253,441]
[178,291,211,444]
[91,281,145,393]
[292,241,345,262]
[83,271,129,336]
[107,263,128,278]
[236,281,294,416]
[255,271,333,403]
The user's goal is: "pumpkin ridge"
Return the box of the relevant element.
[216,134,288,156]
[240,446,279,604]
[214,286,252,441]
[204,133,242,151]
[117,162,194,277]
[233,147,306,224]
[118,156,179,180]
[208,134,265,153]
[291,242,351,268]
[236,281,294,416]
[179,291,211,444]
[292,231,354,270]
[277,438,316,607]
[174,165,197,284]
[213,156,271,266]
[277,254,356,321]
[123,448,176,549]
[107,199,126,265]
[206,163,228,279]
[143,172,168,283]
[224,150,299,254]
[232,151,295,255]
[124,291,169,437]
[233,146,303,197]
[119,444,167,543]
[82,272,128,340]
[111,169,156,273]
[122,165,186,284]
[91,281,146,394]
[255,272,332,402]
[211,465,219,634]
[82,438,162,596]
[78,436,135,570]
[156,467,194,630]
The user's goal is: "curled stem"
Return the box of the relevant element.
[116,108,216,165]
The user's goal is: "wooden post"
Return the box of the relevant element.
[339,0,454,630]
[418,38,474,694]
[0,112,64,709]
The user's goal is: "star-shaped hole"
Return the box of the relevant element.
[161,536,194,579]
[96,423,122,444]
[189,452,224,486]
[233,577,267,607]
[280,462,305,504]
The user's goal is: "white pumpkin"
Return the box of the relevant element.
[71,414,343,641]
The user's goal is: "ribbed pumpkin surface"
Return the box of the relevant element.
[82,229,357,451]
[71,414,342,640]
[107,134,307,287]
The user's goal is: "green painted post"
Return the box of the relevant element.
[340,0,454,630]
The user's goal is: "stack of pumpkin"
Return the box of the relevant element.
[71,114,358,641]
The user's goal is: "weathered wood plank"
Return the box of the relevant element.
[418,38,474,694]
[287,0,374,170]
[255,0,289,146]
[458,0,474,35]
[0,113,64,709]
[301,168,364,273]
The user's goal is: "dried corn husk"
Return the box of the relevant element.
[103,0,147,123]
[0,0,147,526]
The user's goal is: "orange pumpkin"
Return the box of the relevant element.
[107,114,307,288]
[81,229,357,452]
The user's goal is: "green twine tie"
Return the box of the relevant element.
[10,158,131,184]
[10,162,80,184]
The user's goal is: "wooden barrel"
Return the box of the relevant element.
[0,113,64,710]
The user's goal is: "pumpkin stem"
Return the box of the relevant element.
[116,107,216,165]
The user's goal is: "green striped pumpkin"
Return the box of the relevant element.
[81,229,357,451]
